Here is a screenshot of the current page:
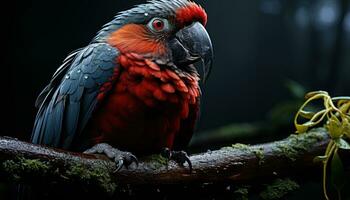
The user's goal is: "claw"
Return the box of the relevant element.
[83,147,96,154]
[123,154,139,169]
[161,148,192,173]
[161,148,172,159]
[83,149,93,154]
[84,143,138,171]
[114,159,124,172]
[184,155,192,173]
[130,155,139,168]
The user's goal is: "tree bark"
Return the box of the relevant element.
[0,128,338,193]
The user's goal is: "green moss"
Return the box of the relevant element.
[2,157,116,193]
[142,154,168,169]
[2,157,50,180]
[226,128,325,163]
[66,164,116,194]
[220,146,233,151]
[260,178,299,200]
[3,158,50,172]
[230,144,265,165]
[253,148,265,165]
[231,143,251,151]
[275,129,325,161]
[234,186,250,200]
[22,159,50,172]
[275,143,299,162]
[2,160,21,180]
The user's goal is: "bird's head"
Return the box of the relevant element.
[95,0,213,82]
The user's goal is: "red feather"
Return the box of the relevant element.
[176,2,207,27]
[87,55,200,155]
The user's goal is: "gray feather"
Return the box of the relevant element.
[31,43,119,149]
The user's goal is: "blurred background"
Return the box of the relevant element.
[2,0,349,142]
[1,0,350,198]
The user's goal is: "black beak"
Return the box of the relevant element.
[168,22,213,82]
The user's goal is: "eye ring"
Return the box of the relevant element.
[152,19,164,31]
[147,18,170,32]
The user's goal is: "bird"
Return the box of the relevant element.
[31,0,213,171]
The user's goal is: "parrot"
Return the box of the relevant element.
[31,0,213,171]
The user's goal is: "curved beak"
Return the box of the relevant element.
[168,22,213,82]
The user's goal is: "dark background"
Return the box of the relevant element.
[2,0,350,140]
[1,0,350,199]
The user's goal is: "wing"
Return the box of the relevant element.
[34,48,83,108]
[173,101,201,151]
[31,43,120,149]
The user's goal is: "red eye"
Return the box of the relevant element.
[152,19,165,31]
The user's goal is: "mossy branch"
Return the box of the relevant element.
[0,128,343,194]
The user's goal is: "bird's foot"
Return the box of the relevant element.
[161,148,192,173]
[84,143,138,171]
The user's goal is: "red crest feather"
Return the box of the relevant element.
[176,2,207,27]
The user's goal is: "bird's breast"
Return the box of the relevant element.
[86,54,200,154]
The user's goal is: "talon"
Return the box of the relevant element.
[161,148,172,159]
[184,156,192,173]
[123,154,139,168]
[130,155,139,167]
[84,143,138,171]
[114,159,124,172]
[161,148,192,173]
[83,149,95,154]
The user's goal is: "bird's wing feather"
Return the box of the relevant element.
[34,48,83,108]
[31,43,120,149]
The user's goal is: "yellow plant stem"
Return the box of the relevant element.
[323,142,337,200]
[293,91,350,200]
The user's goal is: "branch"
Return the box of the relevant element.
[0,128,335,193]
